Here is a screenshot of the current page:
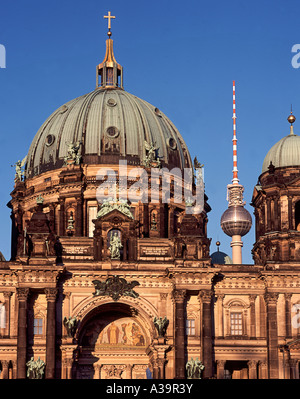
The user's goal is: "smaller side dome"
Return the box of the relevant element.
[211,250,232,264]
[262,134,300,173]
[211,242,232,264]
[262,111,300,173]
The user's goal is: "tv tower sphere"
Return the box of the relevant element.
[220,205,252,237]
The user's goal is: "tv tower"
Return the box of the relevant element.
[220,81,252,264]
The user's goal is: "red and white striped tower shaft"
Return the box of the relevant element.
[232,80,239,185]
[221,81,252,264]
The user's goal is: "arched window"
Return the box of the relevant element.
[0,303,5,329]
[295,200,300,231]
[224,299,249,337]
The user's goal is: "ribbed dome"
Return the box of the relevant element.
[25,88,192,178]
[262,132,300,173]
[211,250,232,264]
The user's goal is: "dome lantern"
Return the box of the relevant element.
[288,106,296,135]
[96,12,123,89]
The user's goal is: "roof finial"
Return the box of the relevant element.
[288,105,296,135]
[104,11,115,37]
[232,81,239,184]
[96,12,123,89]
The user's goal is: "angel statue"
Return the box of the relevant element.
[26,357,45,379]
[12,156,27,182]
[144,140,161,168]
[186,357,205,379]
[153,316,169,337]
[63,316,79,338]
[193,156,204,170]
[193,156,204,182]
[64,141,82,165]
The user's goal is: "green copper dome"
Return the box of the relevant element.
[262,133,300,173]
[262,113,299,173]
[25,88,192,178]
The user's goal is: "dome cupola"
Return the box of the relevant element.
[262,110,300,173]
[24,14,192,179]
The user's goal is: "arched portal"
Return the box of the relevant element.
[74,302,153,379]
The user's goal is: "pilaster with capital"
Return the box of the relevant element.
[249,295,257,338]
[3,291,12,337]
[258,360,268,379]
[264,292,279,379]
[16,287,29,379]
[284,293,292,338]
[198,290,213,378]
[2,360,10,379]
[247,360,258,379]
[172,289,186,379]
[289,359,299,379]
[45,288,58,379]
[152,344,170,379]
[216,359,226,379]
[216,294,225,337]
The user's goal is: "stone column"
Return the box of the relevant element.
[49,203,57,233]
[274,197,279,231]
[247,360,257,379]
[258,360,268,379]
[199,290,213,378]
[83,199,87,237]
[152,359,159,379]
[3,292,12,337]
[265,292,279,379]
[217,294,225,338]
[16,287,29,379]
[157,358,166,379]
[61,349,74,379]
[45,288,57,379]
[63,292,71,322]
[11,360,17,379]
[285,293,292,338]
[94,364,102,379]
[66,358,73,379]
[216,360,225,379]
[143,204,149,237]
[266,198,271,232]
[288,196,293,230]
[168,205,175,238]
[159,293,168,317]
[75,196,83,237]
[59,198,65,236]
[153,344,170,379]
[2,360,9,379]
[125,364,133,379]
[249,295,257,338]
[172,289,186,379]
[290,359,299,379]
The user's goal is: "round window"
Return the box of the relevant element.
[107,98,117,107]
[106,126,119,138]
[45,134,55,147]
[167,137,177,150]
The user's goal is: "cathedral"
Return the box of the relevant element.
[1,12,300,380]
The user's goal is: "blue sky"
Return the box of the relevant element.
[0,0,299,263]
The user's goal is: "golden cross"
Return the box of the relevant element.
[104,11,115,31]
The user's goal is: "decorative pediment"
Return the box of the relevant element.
[98,208,133,223]
[97,199,133,221]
